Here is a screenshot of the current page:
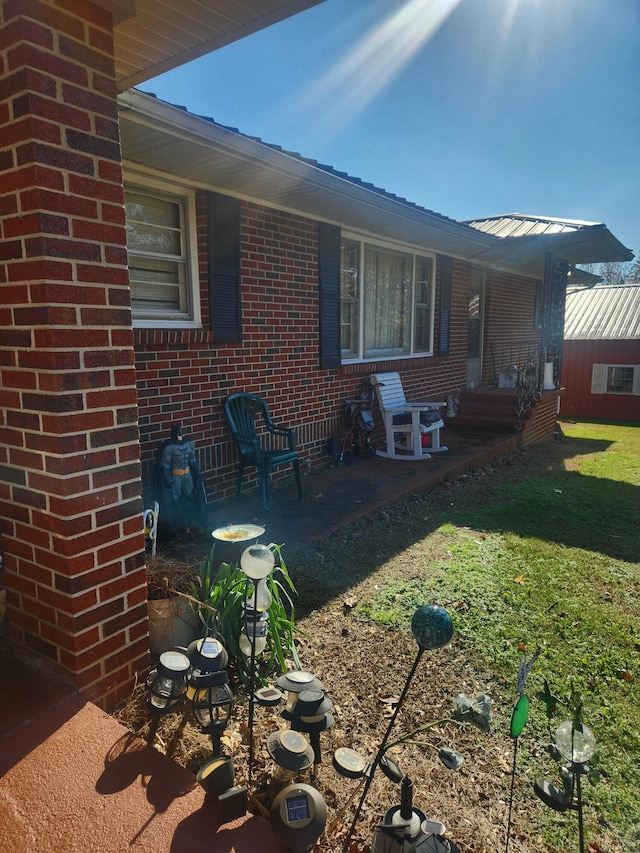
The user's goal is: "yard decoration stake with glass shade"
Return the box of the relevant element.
[240,542,275,786]
[343,604,454,853]
[187,636,234,756]
[533,686,598,853]
[146,649,191,743]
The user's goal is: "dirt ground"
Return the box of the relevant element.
[123,444,586,853]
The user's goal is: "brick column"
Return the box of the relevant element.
[0,0,148,708]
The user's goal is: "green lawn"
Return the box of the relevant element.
[357,421,640,852]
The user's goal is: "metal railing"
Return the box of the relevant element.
[489,341,548,430]
[515,346,545,430]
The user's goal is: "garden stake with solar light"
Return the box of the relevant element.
[533,686,599,853]
[239,542,275,786]
[145,649,190,744]
[342,604,454,853]
[505,647,539,853]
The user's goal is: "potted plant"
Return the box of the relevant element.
[146,554,199,656]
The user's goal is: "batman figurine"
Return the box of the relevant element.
[154,425,208,538]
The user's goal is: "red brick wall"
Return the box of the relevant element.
[520,390,563,445]
[483,269,541,384]
[134,195,470,502]
[0,0,147,708]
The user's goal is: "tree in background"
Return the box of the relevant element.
[579,258,638,284]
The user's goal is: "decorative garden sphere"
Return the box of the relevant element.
[411,605,453,649]
[555,720,596,764]
[240,543,275,579]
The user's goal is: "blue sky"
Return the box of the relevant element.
[146,0,639,258]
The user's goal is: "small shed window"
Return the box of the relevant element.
[591,364,640,395]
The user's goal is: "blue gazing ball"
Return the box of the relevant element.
[411,605,453,649]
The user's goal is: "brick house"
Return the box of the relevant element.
[0,0,633,709]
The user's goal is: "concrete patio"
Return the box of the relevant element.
[0,425,519,852]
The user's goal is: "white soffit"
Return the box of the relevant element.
[118,91,497,262]
[112,0,326,91]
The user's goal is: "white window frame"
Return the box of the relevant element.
[124,170,201,329]
[340,232,436,363]
[591,363,640,395]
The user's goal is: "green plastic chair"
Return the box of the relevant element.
[224,393,303,511]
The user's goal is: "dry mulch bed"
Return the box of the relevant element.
[116,455,567,853]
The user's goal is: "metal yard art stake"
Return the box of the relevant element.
[505,646,539,853]
[533,687,598,853]
[239,542,275,787]
[342,604,454,853]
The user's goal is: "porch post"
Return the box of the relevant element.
[0,0,148,708]
[541,252,568,389]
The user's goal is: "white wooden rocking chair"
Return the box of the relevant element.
[370,372,448,459]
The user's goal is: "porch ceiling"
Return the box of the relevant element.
[106,0,325,91]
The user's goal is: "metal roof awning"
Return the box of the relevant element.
[565,284,640,340]
[464,214,633,278]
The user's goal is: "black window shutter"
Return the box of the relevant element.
[208,191,241,343]
[318,222,341,369]
[438,256,452,357]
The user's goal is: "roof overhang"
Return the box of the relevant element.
[464,220,633,278]
[105,0,326,91]
[117,90,632,281]
[118,90,499,262]
[467,213,633,276]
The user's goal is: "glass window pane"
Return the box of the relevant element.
[364,246,412,356]
[127,219,182,255]
[341,302,358,356]
[125,185,190,321]
[414,256,432,352]
[340,240,360,357]
[606,366,634,394]
[129,257,186,314]
[126,192,180,228]
[341,242,359,299]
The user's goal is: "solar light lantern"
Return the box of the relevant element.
[240,543,275,579]
[246,577,273,611]
[282,688,334,778]
[267,729,315,792]
[186,636,228,698]
[270,782,327,853]
[240,543,276,784]
[192,679,235,756]
[239,608,269,657]
[276,670,324,714]
[146,649,190,743]
[381,776,427,848]
[534,720,597,853]
[185,637,234,756]
[554,720,596,765]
